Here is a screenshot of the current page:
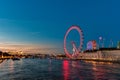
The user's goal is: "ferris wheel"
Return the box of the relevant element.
[64,25,84,58]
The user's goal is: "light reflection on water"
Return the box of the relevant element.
[0,59,120,80]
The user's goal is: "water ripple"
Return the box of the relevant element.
[0,59,120,80]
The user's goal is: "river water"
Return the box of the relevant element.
[0,59,120,80]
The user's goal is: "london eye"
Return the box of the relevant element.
[64,25,84,58]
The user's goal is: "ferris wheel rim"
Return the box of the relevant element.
[64,25,84,58]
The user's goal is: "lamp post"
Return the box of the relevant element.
[99,36,102,48]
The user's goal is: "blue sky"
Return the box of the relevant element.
[0,0,120,53]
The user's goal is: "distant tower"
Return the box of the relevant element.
[109,39,113,48]
[117,41,120,49]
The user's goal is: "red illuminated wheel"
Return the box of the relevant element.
[64,25,84,58]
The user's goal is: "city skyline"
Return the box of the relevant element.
[0,0,120,53]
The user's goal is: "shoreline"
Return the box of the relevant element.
[0,59,5,64]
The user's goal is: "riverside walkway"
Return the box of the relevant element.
[0,56,14,59]
[73,50,120,63]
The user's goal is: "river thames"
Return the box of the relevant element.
[0,59,120,80]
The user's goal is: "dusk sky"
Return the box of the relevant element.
[0,0,120,53]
